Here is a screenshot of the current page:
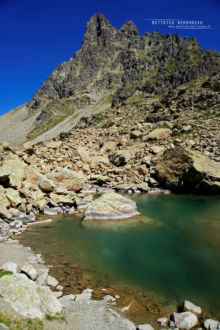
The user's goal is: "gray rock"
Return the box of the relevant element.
[21,263,38,280]
[0,274,62,319]
[204,319,220,330]
[109,150,131,166]
[84,192,140,220]
[172,311,198,329]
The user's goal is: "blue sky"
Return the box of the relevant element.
[0,0,219,115]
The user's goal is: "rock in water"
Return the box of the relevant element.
[0,274,62,319]
[84,192,140,220]
[155,146,220,194]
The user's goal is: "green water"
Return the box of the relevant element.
[21,194,220,317]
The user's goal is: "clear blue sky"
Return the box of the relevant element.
[0,0,219,115]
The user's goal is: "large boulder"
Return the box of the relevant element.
[155,146,220,193]
[48,167,86,191]
[84,192,140,220]
[0,274,62,319]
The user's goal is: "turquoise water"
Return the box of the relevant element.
[21,194,220,317]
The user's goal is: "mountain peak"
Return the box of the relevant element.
[120,21,140,36]
[85,13,115,38]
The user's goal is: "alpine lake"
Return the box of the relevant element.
[19,193,220,325]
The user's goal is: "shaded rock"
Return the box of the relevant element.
[84,192,140,220]
[0,274,62,319]
[172,311,199,329]
[21,263,38,281]
[155,146,220,193]
[109,150,131,166]
[0,167,11,184]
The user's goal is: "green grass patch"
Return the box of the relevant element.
[45,314,66,322]
[0,270,13,278]
[0,312,44,330]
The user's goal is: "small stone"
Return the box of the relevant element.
[21,263,38,281]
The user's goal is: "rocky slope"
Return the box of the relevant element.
[0,13,219,145]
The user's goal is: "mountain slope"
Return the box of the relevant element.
[0,13,219,146]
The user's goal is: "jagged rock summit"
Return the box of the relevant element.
[0,13,219,146]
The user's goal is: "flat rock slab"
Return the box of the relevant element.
[0,274,61,319]
[59,289,136,330]
[84,192,140,220]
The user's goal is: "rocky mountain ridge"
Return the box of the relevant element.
[0,13,219,145]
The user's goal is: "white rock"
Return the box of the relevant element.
[138,324,154,330]
[157,317,168,326]
[172,312,198,329]
[204,319,220,330]
[47,275,58,287]
[184,300,202,315]
[20,263,38,280]
[2,261,18,273]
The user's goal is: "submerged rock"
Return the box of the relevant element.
[0,274,62,319]
[155,146,220,193]
[84,192,140,220]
